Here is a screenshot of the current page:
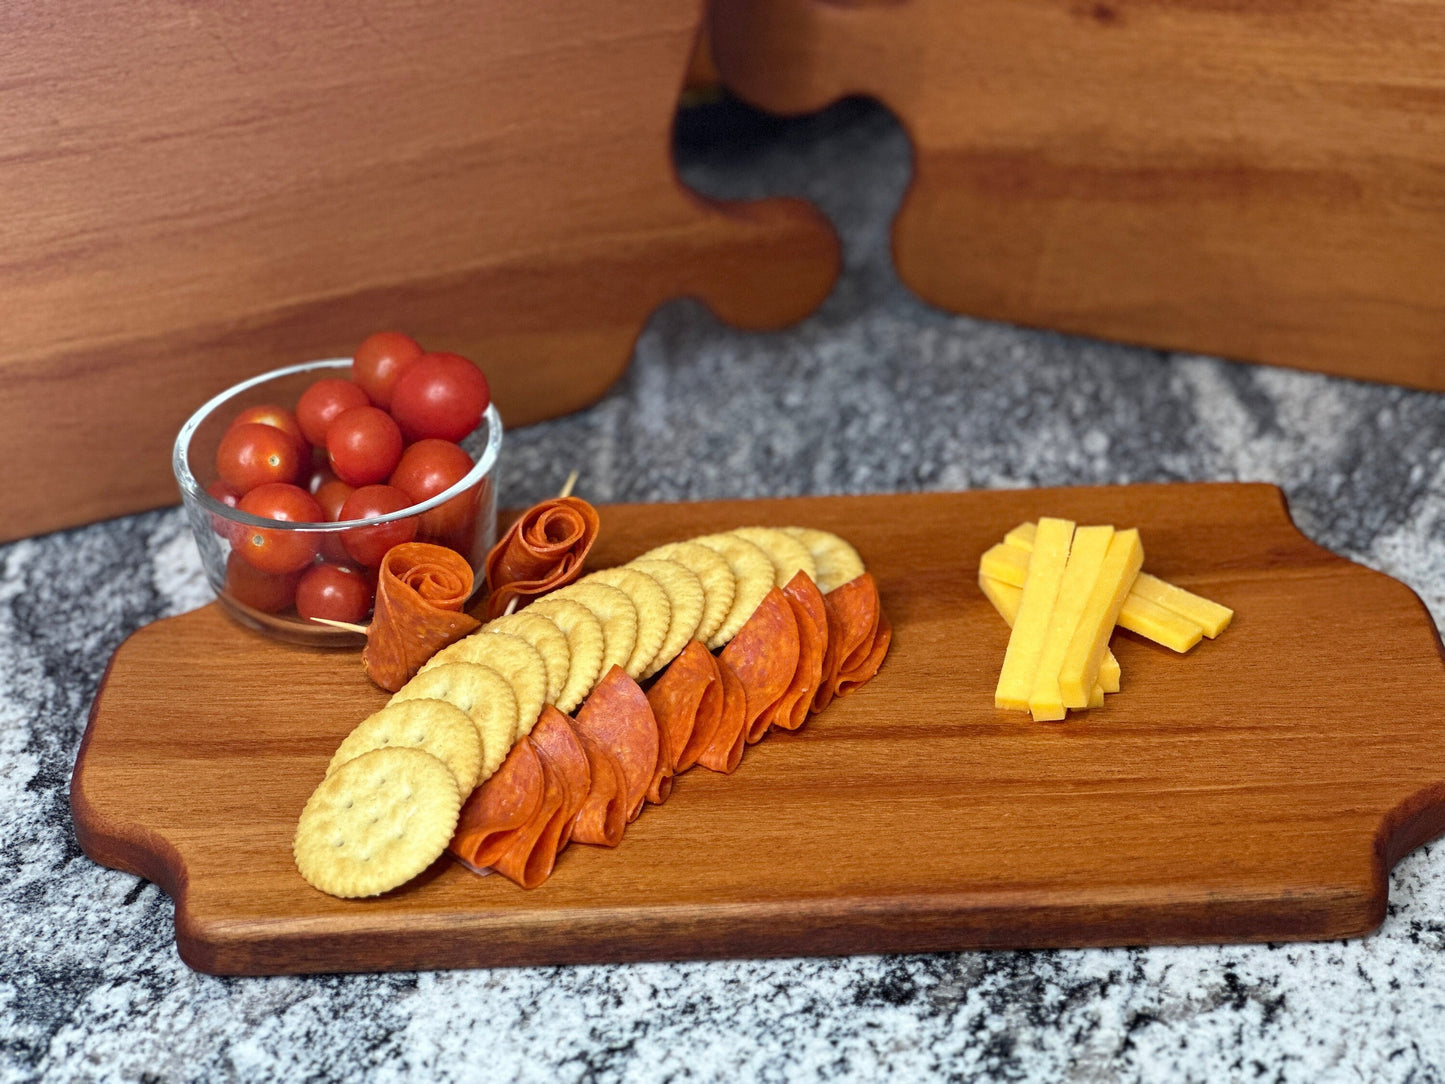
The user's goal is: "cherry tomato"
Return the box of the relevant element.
[206,479,246,546]
[231,404,305,453]
[312,478,356,562]
[225,551,301,613]
[235,482,324,574]
[388,352,490,442]
[326,406,404,486]
[352,331,423,409]
[217,422,305,493]
[339,484,417,567]
[296,377,370,447]
[295,563,373,624]
[389,438,476,540]
[313,478,355,521]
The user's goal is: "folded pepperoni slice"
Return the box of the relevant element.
[571,665,658,823]
[528,706,591,849]
[762,571,828,733]
[695,656,748,774]
[837,606,892,698]
[449,737,544,871]
[719,587,800,745]
[646,640,723,775]
[570,731,627,848]
[483,496,600,620]
[813,572,882,713]
[362,542,482,692]
[482,707,591,888]
[488,741,567,889]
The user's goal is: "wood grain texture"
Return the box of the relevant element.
[709,0,1445,391]
[1,1,839,542]
[71,484,1445,975]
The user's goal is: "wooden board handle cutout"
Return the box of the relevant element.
[710,0,1445,394]
[0,0,840,542]
[71,485,1445,975]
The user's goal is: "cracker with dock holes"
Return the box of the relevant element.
[546,581,638,684]
[638,541,735,648]
[781,526,865,594]
[420,631,548,740]
[526,597,606,714]
[692,532,775,649]
[328,699,482,799]
[731,526,818,589]
[626,557,706,678]
[481,611,572,707]
[581,566,672,681]
[390,662,518,779]
[294,747,461,899]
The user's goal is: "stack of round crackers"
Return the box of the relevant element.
[294,525,865,898]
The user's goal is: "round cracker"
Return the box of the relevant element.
[419,631,548,740]
[780,526,865,593]
[328,699,482,799]
[526,597,606,714]
[482,611,571,707]
[581,566,671,681]
[731,526,818,589]
[691,532,776,649]
[627,557,705,677]
[390,662,518,781]
[545,581,638,685]
[294,747,460,899]
[640,540,735,647]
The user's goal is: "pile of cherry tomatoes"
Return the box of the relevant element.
[208,332,492,625]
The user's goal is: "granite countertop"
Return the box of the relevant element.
[5,100,1445,1082]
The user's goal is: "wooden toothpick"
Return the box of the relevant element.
[308,616,369,634]
[558,469,579,500]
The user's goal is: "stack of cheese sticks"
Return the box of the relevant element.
[980,518,1233,722]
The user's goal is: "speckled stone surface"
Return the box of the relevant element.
[6,99,1445,1082]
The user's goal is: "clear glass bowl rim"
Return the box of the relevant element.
[172,357,503,532]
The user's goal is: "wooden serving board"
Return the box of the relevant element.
[1,0,838,542]
[709,0,1445,392]
[72,485,1445,975]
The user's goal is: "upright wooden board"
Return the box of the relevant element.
[72,485,1445,975]
[0,1,839,541]
[710,0,1445,391]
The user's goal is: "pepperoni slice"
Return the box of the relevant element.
[488,741,567,889]
[483,496,600,619]
[719,587,800,745]
[762,571,828,733]
[528,706,591,849]
[571,666,658,823]
[449,737,544,871]
[695,656,748,774]
[813,572,882,713]
[836,606,892,698]
[481,707,592,888]
[570,732,627,848]
[362,543,482,692]
[646,640,723,775]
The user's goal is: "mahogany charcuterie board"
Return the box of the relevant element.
[708,0,1445,392]
[1,0,838,542]
[72,484,1445,975]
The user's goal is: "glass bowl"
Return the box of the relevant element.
[173,358,501,645]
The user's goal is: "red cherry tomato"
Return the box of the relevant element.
[205,479,245,546]
[313,478,355,521]
[217,422,305,493]
[225,552,301,613]
[352,331,423,409]
[388,352,490,442]
[312,478,356,562]
[389,438,476,540]
[339,484,417,567]
[326,406,404,486]
[235,482,324,574]
[295,563,373,624]
[296,378,370,447]
[231,404,305,452]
